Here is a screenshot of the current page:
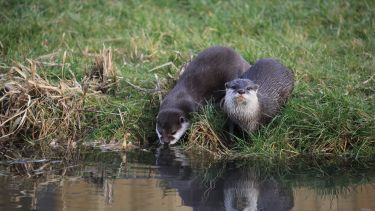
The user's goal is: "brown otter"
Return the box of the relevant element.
[156,46,250,145]
[222,58,294,132]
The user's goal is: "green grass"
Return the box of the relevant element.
[1,0,374,161]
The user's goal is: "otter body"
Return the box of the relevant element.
[223,58,294,132]
[156,46,250,145]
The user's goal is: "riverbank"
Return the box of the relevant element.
[1,0,374,162]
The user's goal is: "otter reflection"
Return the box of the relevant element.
[156,147,294,211]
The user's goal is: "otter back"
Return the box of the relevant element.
[161,46,250,110]
[240,58,294,124]
[242,58,294,108]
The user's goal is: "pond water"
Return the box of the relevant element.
[0,147,375,211]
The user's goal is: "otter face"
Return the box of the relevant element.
[224,183,259,211]
[225,79,259,105]
[156,109,190,145]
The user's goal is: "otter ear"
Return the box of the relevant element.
[254,84,259,90]
[179,116,186,124]
[225,82,229,89]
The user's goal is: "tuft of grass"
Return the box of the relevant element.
[0,48,123,158]
[185,104,230,158]
[0,62,84,157]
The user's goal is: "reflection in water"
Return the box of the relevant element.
[156,147,293,211]
[224,168,293,211]
[0,148,375,211]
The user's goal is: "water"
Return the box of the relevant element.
[0,147,375,211]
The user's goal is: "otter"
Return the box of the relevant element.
[156,46,250,145]
[222,58,294,132]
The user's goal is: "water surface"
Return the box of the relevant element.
[1,147,374,211]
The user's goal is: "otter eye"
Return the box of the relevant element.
[171,131,177,135]
[179,116,185,123]
[246,87,252,90]
[230,85,236,90]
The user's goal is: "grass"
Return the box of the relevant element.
[0,0,374,161]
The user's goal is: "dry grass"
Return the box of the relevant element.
[0,48,118,159]
[185,106,231,158]
[82,48,119,94]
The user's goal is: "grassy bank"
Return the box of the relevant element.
[1,0,374,161]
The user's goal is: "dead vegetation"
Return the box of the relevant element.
[82,48,118,94]
[185,106,231,158]
[0,48,120,159]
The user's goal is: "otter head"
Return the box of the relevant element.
[156,109,190,145]
[224,168,259,211]
[225,79,259,105]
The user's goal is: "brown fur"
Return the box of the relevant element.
[156,46,250,144]
[223,58,294,132]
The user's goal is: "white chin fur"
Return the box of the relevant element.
[170,121,190,145]
[238,92,259,114]
[156,127,163,144]
[156,121,190,145]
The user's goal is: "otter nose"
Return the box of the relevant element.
[237,89,245,94]
[163,138,170,145]
[162,136,174,145]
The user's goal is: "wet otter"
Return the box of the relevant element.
[156,46,250,145]
[222,58,294,132]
